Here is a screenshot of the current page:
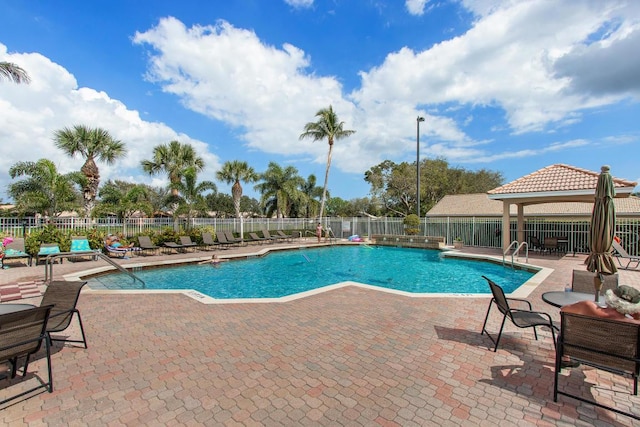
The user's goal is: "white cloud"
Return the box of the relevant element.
[4,0,640,204]
[133,17,359,168]
[354,0,640,135]
[283,0,313,8]
[405,0,429,16]
[131,3,640,181]
[0,44,221,201]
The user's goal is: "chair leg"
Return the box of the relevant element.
[492,316,507,352]
[9,357,17,378]
[45,335,53,393]
[554,339,563,402]
[48,310,88,349]
[76,310,88,349]
[21,354,31,377]
[481,299,495,336]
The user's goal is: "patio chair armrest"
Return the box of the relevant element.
[505,297,533,310]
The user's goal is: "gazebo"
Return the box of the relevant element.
[487,164,637,251]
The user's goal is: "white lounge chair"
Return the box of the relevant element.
[612,240,640,270]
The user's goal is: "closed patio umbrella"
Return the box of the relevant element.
[585,165,617,302]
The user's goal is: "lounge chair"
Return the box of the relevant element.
[261,229,286,242]
[200,232,219,251]
[612,240,640,270]
[104,244,128,258]
[179,236,199,252]
[481,275,557,352]
[1,237,32,267]
[248,232,270,245]
[40,280,88,348]
[571,269,618,293]
[276,230,293,242]
[137,235,160,255]
[222,231,244,246]
[163,241,188,253]
[0,305,54,404]
[215,231,237,248]
[36,243,62,265]
[70,236,99,261]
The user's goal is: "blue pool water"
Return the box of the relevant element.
[88,246,535,299]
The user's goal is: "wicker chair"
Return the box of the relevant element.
[555,311,640,420]
[0,305,54,404]
[571,269,618,293]
[40,281,88,349]
[481,275,557,352]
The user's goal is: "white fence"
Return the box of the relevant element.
[1,216,638,256]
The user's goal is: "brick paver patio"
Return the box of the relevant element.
[1,242,639,426]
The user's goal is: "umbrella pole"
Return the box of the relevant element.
[594,273,603,303]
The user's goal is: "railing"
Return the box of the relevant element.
[503,241,519,268]
[514,241,529,263]
[2,215,639,256]
[42,251,145,287]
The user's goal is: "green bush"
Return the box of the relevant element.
[25,225,68,255]
[403,214,420,235]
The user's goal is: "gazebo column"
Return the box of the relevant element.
[517,204,525,246]
[502,201,511,251]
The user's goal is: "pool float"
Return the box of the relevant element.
[348,235,364,242]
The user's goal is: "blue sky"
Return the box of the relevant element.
[1,0,638,204]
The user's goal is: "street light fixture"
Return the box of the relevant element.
[416,116,425,217]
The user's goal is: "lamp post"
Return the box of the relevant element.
[416,116,425,217]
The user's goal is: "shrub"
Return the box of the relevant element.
[403,214,420,235]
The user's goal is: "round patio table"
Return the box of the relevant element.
[0,303,36,315]
[542,291,595,308]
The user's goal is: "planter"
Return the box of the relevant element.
[453,241,464,249]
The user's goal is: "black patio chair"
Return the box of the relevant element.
[0,305,54,404]
[481,275,557,352]
[40,280,88,349]
[529,236,543,253]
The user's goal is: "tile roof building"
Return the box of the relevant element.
[427,193,640,218]
[439,164,638,250]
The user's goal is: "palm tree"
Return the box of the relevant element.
[141,141,205,197]
[254,162,304,218]
[172,167,217,227]
[299,105,355,220]
[8,159,80,217]
[299,174,323,219]
[216,160,258,218]
[0,62,30,84]
[54,125,126,216]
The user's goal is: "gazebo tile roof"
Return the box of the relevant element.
[487,164,637,195]
[427,193,640,217]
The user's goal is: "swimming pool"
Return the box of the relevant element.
[87,245,536,299]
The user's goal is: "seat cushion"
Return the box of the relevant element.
[71,240,91,251]
[38,246,60,255]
